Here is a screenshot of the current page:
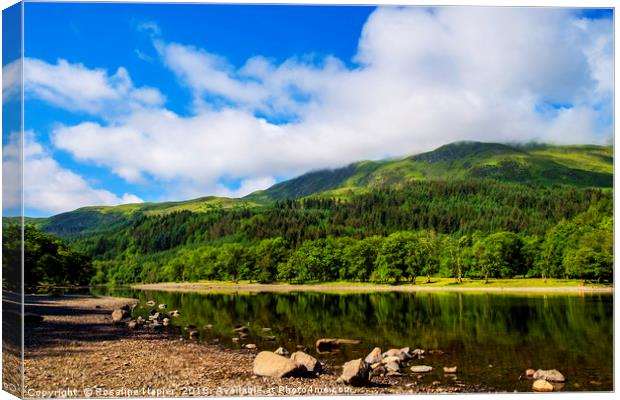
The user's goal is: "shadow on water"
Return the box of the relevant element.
[92,287,612,392]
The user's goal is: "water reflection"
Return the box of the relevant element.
[97,287,613,392]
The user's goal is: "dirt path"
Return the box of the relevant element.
[23,295,484,397]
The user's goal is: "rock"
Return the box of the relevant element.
[232,338,239,342]
[316,338,361,352]
[274,347,289,356]
[339,359,370,386]
[146,300,156,306]
[410,365,433,373]
[291,351,321,374]
[400,347,412,359]
[412,348,425,358]
[264,335,276,341]
[111,309,130,322]
[525,369,535,378]
[188,330,199,339]
[382,356,401,365]
[204,324,213,329]
[162,318,170,326]
[127,321,138,329]
[253,351,301,378]
[370,364,386,377]
[364,347,382,364]
[386,371,402,377]
[136,316,144,323]
[158,304,167,309]
[382,348,409,361]
[532,379,554,392]
[245,344,257,349]
[533,369,565,383]
[443,366,457,374]
[262,327,272,332]
[234,325,249,332]
[153,312,168,321]
[169,310,180,317]
[150,322,163,331]
[385,361,400,372]
[239,332,249,339]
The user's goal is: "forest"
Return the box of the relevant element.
[41,179,611,286]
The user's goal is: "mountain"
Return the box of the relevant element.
[37,196,259,238]
[23,141,612,239]
[245,142,613,202]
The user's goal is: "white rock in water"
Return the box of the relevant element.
[410,365,433,373]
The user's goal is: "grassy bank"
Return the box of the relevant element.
[132,278,613,294]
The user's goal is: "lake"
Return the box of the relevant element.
[93,287,613,392]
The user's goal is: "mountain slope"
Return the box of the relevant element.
[245,142,613,201]
[37,196,259,239]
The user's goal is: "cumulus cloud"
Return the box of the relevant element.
[2,132,143,215]
[3,59,21,104]
[24,57,165,115]
[27,7,614,205]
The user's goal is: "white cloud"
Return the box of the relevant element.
[2,59,21,104]
[24,58,165,115]
[2,132,143,215]
[28,7,613,204]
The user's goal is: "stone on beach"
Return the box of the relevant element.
[533,369,565,382]
[253,351,302,378]
[364,347,382,364]
[274,347,289,356]
[410,365,433,373]
[339,358,370,386]
[383,348,410,361]
[111,308,130,322]
[532,379,554,392]
[290,351,321,374]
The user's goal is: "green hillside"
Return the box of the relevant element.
[38,196,259,239]
[246,142,613,202]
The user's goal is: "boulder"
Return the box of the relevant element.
[382,356,401,365]
[410,365,433,373]
[385,361,400,372]
[339,358,370,387]
[291,351,321,374]
[533,369,565,383]
[111,309,130,322]
[532,379,554,392]
[253,351,301,378]
[382,348,408,361]
[364,347,382,364]
[274,347,289,356]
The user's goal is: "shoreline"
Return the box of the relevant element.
[132,281,614,294]
[23,295,490,395]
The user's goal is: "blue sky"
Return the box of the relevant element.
[3,4,613,216]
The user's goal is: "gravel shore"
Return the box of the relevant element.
[23,295,492,397]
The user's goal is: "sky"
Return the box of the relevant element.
[1,3,614,216]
